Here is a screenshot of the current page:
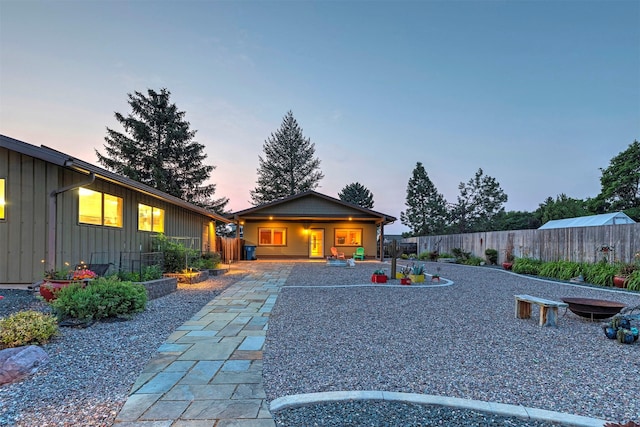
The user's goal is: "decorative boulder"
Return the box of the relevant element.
[0,345,49,385]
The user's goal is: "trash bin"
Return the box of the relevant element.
[244,245,256,260]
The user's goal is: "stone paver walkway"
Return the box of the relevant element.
[113,262,293,427]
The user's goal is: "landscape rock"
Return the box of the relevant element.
[0,345,49,385]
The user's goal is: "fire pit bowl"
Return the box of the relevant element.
[562,298,626,320]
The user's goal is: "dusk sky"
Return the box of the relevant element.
[1,0,638,235]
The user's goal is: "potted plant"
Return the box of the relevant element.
[502,249,514,270]
[371,269,387,284]
[431,266,441,282]
[613,263,637,288]
[409,263,425,283]
[398,265,412,285]
[40,267,96,301]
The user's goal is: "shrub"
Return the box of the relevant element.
[141,264,163,281]
[627,270,640,291]
[200,252,222,269]
[400,253,409,260]
[0,310,59,349]
[484,248,498,265]
[438,252,453,259]
[428,251,439,261]
[50,277,147,321]
[451,248,471,263]
[582,261,618,287]
[118,270,140,282]
[418,251,431,261]
[538,261,582,281]
[512,258,543,275]
[463,256,484,266]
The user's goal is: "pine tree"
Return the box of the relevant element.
[400,162,448,236]
[338,182,374,209]
[449,168,507,233]
[250,111,323,205]
[96,88,228,213]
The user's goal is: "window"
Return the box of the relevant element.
[138,203,164,232]
[335,228,362,246]
[0,178,5,220]
[78,188,123,227]
[258,227,287,246]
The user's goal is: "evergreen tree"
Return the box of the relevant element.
[400,162,448,236]
[96,88,228,213]
[449,168,507,233]
[250,111,323,205]
[338,182,374,209]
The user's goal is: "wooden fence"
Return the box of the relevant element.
[216,236,243,264]
[403,223,640,264]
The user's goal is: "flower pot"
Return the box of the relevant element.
[431,276,440,282]
[613,275,628,288]
[40,280,75,302]
[409,274,424,283]
[400,278,411,285]
[502,262,513,270]
[371,274,387,284]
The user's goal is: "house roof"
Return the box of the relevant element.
[1,134,231,223]
[538,212,635,229]
[229,191,397,225]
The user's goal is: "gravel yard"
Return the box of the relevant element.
[264,261,640,425]
[0,269,247,427]
[2,261,639,426]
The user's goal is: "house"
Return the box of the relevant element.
[229,191,397,260]
[538,212,636,230]
[0,134,231,285]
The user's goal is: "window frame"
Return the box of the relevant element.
[138,203,165,233]
[334,228,363,247]
[258,227,287,246]
[78,188,123,228]
[0,178,5,221]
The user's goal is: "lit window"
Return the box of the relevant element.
[0,178,5,220]
[79,188,123,227]
[335,229,362,246]
[138,203,164,232]
[258,227,287,246]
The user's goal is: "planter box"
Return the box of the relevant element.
[208,268,228,276]
[138,277,178,300]
[163,270,209,284]
[409,274,425,283]
[613,275,628,288]
[371,274,387,284]
[400,278,411,285]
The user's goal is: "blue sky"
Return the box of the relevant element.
[1,0,638,235]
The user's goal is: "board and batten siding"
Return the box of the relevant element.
[0,147,217,284]
[405,223,640,264]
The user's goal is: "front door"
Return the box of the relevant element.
[309,229,324,258]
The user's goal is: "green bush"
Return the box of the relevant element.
[118,270,140,282]
[463,256,484,266]
[582,261,617,287]
[484,249,498,265]
[418,251,431,261]
[141,264,163,281]
[200,252,222,269]
[627,270,640,291]
[538,261,582,281]
[50,277,147,321]
[512,257,543,275]
[438,252,453,259]
[451,248,471,263]
[0,310,59,349]
[400,253,409,260]
[153,234,200,273]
